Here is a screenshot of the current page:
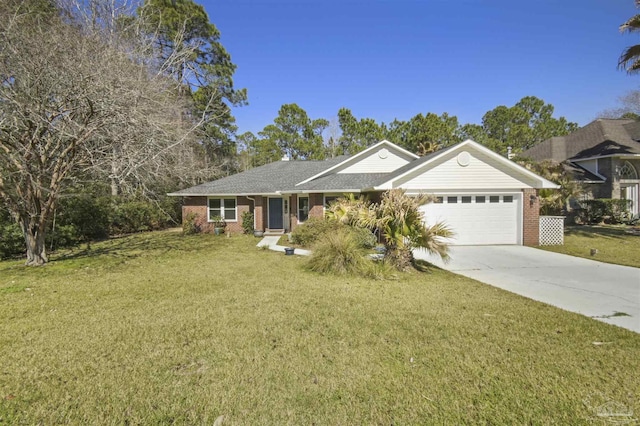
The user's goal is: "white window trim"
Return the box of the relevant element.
[323,193,343,211]
[297,196,309,224]
[619,161,638,180]
[207,197,238,222]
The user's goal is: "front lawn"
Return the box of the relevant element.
[539,225,640,268]
[1,230,638,424]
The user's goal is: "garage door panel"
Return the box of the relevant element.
[421,194,520,245]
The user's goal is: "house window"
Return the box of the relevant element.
[619,161,638,179]
[208,198,237,221]
[489,196,500,203]
[434,196,444,204]
[324,196,339,208]
[447,196,458,204]
[476,196,486,203]
[461,196,472,203]
[503,195,513,203]
[298,197,309,222]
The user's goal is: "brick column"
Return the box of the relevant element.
[522,189,540,246]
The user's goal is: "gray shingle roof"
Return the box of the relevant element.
[170,156,347,195]
[563,162,605,183]
[522,119,640,162]
[292,173,391,192]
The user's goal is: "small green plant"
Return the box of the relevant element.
[241,211,255,234]
[182,212,200,235]
[211,215,227,229]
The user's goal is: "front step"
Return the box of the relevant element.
[264,229,285,236]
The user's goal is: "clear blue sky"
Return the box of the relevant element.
[201,0,639,135]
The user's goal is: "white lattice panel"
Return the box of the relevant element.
[539,216,564,245]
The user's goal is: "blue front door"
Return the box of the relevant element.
[268,198,284,229]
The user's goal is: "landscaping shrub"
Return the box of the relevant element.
[46,224,81,250]
[111,200,171,234]
[182,212,200,235]
[306,228,369,275]
[580,199,632,224]
[291,217,376,249]
[290,217,341,246]
[306,228,394,279]
[241,211,254,234]
[53,195,111,248]
[350,226,377,249]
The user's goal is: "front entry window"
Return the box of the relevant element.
[298,197,309,222]
[324,196,339,208]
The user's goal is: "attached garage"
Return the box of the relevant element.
[372,140,559,246]
[420,193,522,245]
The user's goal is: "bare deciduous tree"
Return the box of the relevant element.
[0,0,219,265]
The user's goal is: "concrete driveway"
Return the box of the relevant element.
[414,246,640,333]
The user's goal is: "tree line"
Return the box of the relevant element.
[237,96,578,168]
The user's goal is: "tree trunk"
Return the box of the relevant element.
[21,221,48,266]
[111,145,120,196]
[385,246,414,271]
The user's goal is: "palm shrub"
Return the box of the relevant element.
[325,193,374,225]
[328,190,452,271]
[371,190,452,270]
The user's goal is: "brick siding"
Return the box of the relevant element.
[522,189,540,246]
[309,193,324,219]
[182,196,251,234]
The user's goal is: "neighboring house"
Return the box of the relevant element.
[521,118,640,217]
[169,140,558,246]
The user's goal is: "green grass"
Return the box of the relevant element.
[0,229,638,424]
[539,225,640,268]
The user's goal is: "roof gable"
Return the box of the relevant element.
[296,140,418,186]
[376,140,558,190]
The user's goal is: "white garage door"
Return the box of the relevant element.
[420,194,521,245]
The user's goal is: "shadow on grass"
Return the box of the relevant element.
[566,225,635,240]
[412,259,442,273]
[50,230,227,265]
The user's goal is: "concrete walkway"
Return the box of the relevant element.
[256,235,311,256]
[414,245,640,333]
